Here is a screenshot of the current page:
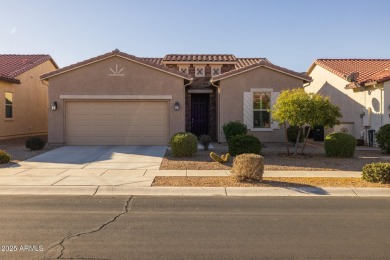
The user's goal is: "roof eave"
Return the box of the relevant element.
[212,64,312,83]
[0,76,20,84]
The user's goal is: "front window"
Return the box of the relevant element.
[5,92,13,119]
[253,92,270,128]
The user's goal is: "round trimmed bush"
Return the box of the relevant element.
[170,132,198,157]
[223,121,247,142]
[232,153,264,181]
[25,136,46,151]
[375,124,390,154]
[362,162,390,184]
[324,132,356,157]
[0,150,11,164]
[287,125,304,143]
[228,134,261,156]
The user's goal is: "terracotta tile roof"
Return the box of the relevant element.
[211,60,311,83]
[308,59,390,84]
[236,58,269,68]
[0,54,57,84]
[163,54,238,62]
[142,58,163,65]
[41,50,192,80]
[365,68,390,83]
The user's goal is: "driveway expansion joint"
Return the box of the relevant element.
[51,175,70,186]
[93,186,100,195]
[46,196,133,259]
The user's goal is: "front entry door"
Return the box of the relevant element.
[191,94,209,136]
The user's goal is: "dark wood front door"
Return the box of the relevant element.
[191,94,209,136]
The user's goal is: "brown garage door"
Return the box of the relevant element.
[66,101,168,145]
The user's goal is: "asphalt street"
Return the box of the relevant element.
[0,196,389,260]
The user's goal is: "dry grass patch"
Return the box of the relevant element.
[153,176,390,188]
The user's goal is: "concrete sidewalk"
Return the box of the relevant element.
[0,168,388,196]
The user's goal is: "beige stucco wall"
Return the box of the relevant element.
[384,81,390,126]
[0,60,56,139]
[47,56,186,144]
[218,67,304,142]
[307,65,386,139]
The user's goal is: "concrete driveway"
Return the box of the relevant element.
[14,146,167,170]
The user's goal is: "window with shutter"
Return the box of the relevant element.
[243,90,280,131]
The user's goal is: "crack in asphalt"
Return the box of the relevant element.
[45,196,133,259]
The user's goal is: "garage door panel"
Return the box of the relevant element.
[66,101,168,145]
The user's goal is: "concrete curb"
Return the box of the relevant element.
[0,186,388,197]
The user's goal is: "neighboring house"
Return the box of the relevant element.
[0,55,58,139]
[41,49,311,145]
[306,59,390,144]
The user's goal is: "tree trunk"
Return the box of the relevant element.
[301,126,311,155]
[293,125,302,157]
[283,122,290,156]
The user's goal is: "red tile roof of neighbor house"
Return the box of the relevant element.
[41,50,192,80]
[0,54,57,84]
[365,68,390,83]
[308,59,390,84]
[211,60,312,83]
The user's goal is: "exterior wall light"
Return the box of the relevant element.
[51,101,58,111]
[174,101,180,111]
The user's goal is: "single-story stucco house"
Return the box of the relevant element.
[306,59,390,145]
[0,55,58,139]
[40,49,311,145]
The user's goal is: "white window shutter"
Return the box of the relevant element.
[270,91,280,129]
[243,92,253,130]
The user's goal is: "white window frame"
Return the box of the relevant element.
[211,66,221,76]
[195,66,205,77]
[5,92,13,119]
[178,65,189,74]
[243,88,280,132]
[252,92,272,130]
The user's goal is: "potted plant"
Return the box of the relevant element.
[199,134,211,151]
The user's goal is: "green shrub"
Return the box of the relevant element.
[0,150,11,164]
[362,162,390,184]
[228,134,261,156]
[232,153,264,181]
[287,125,304,143]
[223,121,247,142]
[170,132,198,157]
[324,132,356,157]
[375,124,390,154]
[25,136,46,151]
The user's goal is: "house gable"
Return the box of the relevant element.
[41,50,191,81]
[217,66,305,142]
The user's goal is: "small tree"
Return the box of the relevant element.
[272,88,341,156]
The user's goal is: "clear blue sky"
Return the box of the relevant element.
[1,0,389,72]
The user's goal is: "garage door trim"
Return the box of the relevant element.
[60,95,172,100]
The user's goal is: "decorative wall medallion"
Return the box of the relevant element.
[109,64,124,76]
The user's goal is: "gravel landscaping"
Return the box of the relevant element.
[0,136,61,168]
[153,176,390,188]
[160,142,382,171]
